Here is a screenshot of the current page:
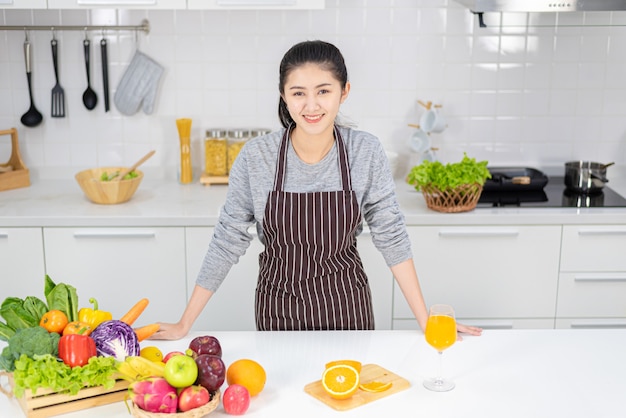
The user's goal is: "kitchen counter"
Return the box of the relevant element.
[0,329,624,417]
[1,166,626,227]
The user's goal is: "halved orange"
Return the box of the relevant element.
[321,364,360,400]
[359,381,393,393]
[324,360,362,374]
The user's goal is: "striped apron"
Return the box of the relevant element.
[255,126,374,331]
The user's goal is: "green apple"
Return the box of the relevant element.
[164,354,198,388]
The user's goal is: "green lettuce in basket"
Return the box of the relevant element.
[407,153,491,192]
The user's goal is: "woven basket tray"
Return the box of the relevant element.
[420,183,483,213]
[130,390,220,418]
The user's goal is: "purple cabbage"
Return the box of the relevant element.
[90,320,139,361]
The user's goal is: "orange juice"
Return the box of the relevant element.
[425,314,457,352]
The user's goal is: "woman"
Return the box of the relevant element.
[154,40,481,337]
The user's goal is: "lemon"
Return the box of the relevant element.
[140,346,163,363]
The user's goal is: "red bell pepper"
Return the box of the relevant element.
[58,334,97,367]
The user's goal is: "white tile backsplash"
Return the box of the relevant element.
[1,3,626,179]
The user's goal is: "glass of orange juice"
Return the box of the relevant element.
[424,304,457,392]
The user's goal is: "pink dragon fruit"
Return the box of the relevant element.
[129,377,178,413]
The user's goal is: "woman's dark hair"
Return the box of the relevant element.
[278,40,349,128]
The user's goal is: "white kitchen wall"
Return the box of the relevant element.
[1,0,626,180]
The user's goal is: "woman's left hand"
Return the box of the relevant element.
[456,322,482,340]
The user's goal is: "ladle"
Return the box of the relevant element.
[82,39,98,110]
[113,150,156,182]
[20,37,43,127]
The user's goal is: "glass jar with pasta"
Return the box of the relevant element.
[227,129,249,173]
[204,129,228,176]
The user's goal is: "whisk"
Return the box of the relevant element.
[176,118,193,184]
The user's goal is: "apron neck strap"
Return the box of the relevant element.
[273,125,352,191]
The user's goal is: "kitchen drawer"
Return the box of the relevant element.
[43,227,187,324]
[560,225,626,272]
[0,227,45,300]
[556,272,626,318]
[394,226,561,320]
[393,318,555,330]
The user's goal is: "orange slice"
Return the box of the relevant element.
[359,381,393,393]
[321,364,360,400]
[324,360,362,374]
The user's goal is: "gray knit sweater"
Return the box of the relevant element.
[196,126,413,292]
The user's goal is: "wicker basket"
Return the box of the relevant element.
[420,183,483,213]
[129,390,220,418]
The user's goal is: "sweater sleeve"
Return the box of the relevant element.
[354,134,413,267]
[194,145,257,292]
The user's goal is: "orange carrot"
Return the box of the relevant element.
[135,323,160,342]
[120,298,149,326]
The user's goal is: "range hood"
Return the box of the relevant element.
[454,0,626,12]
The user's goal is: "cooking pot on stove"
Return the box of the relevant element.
[564,161,614,194]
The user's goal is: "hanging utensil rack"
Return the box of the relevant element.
[0,18,150,34]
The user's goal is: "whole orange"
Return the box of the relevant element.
[226,359,266,397]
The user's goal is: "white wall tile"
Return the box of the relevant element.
[2,4,626,177]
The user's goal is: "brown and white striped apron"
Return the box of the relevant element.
[255,125,374,331]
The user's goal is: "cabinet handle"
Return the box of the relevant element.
[574,274,626,282]
[577,229,626,236]
[218,0,296,5]
[468,322,514,330]
[570,322,626,329]
[77,0,156,4]
[73,230,156,239]
[0,232,8,239]
[438,228,519,238]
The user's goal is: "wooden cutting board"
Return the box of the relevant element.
[304,364,410,411]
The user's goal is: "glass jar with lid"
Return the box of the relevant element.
[250,128,271,139]
[204,129,228,176]
[227,129,250,173]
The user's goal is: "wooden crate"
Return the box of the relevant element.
[0,127,30,192]
[3,373,129,418]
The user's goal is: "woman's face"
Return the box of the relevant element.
[281,62,350,138]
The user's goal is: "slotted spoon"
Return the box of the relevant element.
[50,38,65,118]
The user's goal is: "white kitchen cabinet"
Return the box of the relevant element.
[393,226,562,329]
[47,0,186,9]
[560,225,626,272]
[185,226,262,331]
[185,226,392,331]
[0,0,47,8]
[0,228,45,300]
[187,0,324,10]
[357,228,393,330]
[43,227,187,325]
[556,225,626,329]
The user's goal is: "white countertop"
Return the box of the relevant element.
[1,329,624,417]
[1,167,626,227]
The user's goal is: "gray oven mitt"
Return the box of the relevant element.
[114,51,164,116]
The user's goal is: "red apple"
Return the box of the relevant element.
[222,384,250,415]
[189,335,222,358]
[178,385,210,412]
[163,351,185,363]
[195,354,226,392]
[164,354,198,388]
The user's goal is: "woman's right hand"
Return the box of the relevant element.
[149,322,189,340]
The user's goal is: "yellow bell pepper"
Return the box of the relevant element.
[78,298,112,329]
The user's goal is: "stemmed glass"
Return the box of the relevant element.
[423,304,457,392]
